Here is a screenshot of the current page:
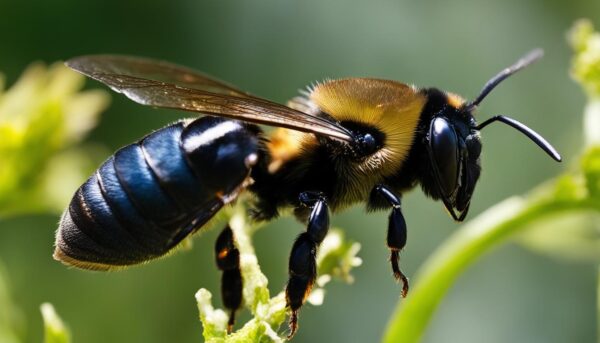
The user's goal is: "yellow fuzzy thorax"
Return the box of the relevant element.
[309,78,427,177]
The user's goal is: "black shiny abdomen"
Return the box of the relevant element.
[56,117,260,269]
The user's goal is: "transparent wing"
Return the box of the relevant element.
[66,55,353,141]
[67,55,249,97]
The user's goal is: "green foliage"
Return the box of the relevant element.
[569,19,600,99]
[382,19,600,343]
[0,62,108,343]
[0,263,23,343]
[569,19,600,148]
[0,62,109,217]
[40,303,70,343]
[197,204,362,342]
[518,148,600,262]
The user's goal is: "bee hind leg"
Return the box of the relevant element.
[371,185,409,297]
[215,225,243,333]
[286,191,329,339]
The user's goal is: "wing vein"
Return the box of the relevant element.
[66,55,353,142]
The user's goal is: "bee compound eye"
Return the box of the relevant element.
[429,117,460,197]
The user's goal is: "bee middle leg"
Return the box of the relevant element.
[215,225,243,333]
[286,191,329,339]
[371,184,409,297]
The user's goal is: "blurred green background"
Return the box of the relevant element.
[0,0,598,342]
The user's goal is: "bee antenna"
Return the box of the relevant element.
[464,49,544,112]
[476,115,562,162]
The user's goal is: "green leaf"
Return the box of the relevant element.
[40,303,70,343]
[568,19,600,98]
[0,62,109,217]
[582,146,600,198]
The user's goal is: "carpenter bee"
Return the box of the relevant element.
[55,49,561,337]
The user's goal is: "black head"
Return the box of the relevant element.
[423,104,481,221]
[423,49,561,222]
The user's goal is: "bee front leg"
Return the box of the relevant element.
[371,185,409,297]
[214,225,243,333]
[286,191,329,339]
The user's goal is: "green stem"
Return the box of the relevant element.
[598,265,600,343]
[382,197,600,343]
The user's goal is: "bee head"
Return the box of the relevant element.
[425,109,481,221]
[424,49,561,222]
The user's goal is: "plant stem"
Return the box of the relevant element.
[597,265,600,343]
[382,197,600,343]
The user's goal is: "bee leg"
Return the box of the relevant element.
[286,191,329,339]
[215,225,243,334]
[372,185,409,297]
